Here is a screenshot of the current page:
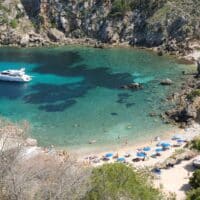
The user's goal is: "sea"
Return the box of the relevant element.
[0,46,195,153]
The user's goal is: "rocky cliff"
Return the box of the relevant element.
[0,0,200,55]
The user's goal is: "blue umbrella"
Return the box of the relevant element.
[161,143,171,148]
[105,153,113,158]
[143,147,151,151]
[155,148,163,152]
[137,152,146,158]
[177,139,185,143]
[152,168,161,175]
[117,157,125,162]
[157,141,166,146]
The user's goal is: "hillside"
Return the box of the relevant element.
[0,0,200,55]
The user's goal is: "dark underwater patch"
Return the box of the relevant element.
[126,103,135,108]
[111,112,118,116]
[0,81,28,100]
[0,49,134,112]
[38,99,76,112]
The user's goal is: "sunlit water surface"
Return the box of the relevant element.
[0,47,194,152]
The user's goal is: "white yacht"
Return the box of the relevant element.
[0,68,32,82]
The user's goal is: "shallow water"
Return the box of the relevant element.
[0,46,195,151]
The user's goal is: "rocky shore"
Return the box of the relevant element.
[0,0,199,61]
[164,61,200,128]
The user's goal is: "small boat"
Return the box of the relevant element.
[0,68,31,82]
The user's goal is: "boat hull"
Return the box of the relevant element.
[0,75,31,82]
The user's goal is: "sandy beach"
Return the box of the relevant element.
[154,157,196,200]
[1,122,200,200]
[76,123,200,200]
[79,123,199,163]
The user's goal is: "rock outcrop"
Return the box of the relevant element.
[160,79,173,86]
[121,82,143,90]
[47,28,65,42]
[0,0,199,53]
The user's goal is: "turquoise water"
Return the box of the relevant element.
[0,47,194,151]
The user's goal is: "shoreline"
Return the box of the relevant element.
[1,44,199,157]
[1,38,199,64]
[67,126,182,158]
[76,123,199,163]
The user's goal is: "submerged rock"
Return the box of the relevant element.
[111,112,118,116]
[149,112,157,117]
[121,82,143,90]
[89,140,96,144]
[160,78,173,85]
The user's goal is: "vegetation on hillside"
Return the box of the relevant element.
[110,0,166,17]
[85,163,162,200]
[189,169,200,189]
[190,137,200,151]
[186,137,200,200]
[187,90,200,101]
[0,119,164,200]
[187,170,200,200]
[187,188,200,200]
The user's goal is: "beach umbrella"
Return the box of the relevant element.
[136,152,146,158]
[177,139,185,143]
[155,148,163,152]
[156,141,167,146]
[152,168,161,175]
[143,147,151,151]
[161,143,171,148]
[117,157,125,162]
[105,153,113,158]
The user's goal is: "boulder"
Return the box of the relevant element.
[94,42,104,48]
[160,78,173,85]
[149,112,157,117]
[111,33,120,43]
[47,28,65,42]
[184,105,197,119]
[121,82,143,90]
[20,34,29,47]
[25,138,38,146]
[17,3,24,12]
[60,16,70,33]
[157,48,163,56]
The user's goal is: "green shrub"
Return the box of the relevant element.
[110,0,131,17]
[0,17,8,25]
[187,188,200,200]
[190,137,200,151]
[187,89,200,101]
[10,19,18,29]
[84,163,162,200]
[189,169,200,189]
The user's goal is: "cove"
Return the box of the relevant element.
[0,46,194,151]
